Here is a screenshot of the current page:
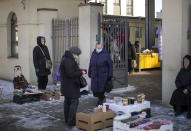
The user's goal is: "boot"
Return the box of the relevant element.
[96,99,103,106]
[187,107,191,119]
[175,106,182,116]
[186,113,191,119]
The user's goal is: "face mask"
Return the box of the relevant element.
[41,38,45,46]
[96,48,102,53]
[41,41,45,46]
[74,55,79,59]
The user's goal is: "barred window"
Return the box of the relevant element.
[126,0,133,16]
[8,12,18,58]
[135,27,142,38]
[113,0,120,5]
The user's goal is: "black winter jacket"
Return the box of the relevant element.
[128,43,136,60]
[33,40,51,76]
[60,51,82,99]
[170,55,191,106]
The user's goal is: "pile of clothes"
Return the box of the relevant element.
[25,86,40,94]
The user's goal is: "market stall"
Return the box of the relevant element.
[103,100,150,116]
[13,65,43,104]
[113,114,173,131]
[136,51,161,70]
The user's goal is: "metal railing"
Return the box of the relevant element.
[101,15,129,70]
[98,15,145,87]
[52,17,79,81]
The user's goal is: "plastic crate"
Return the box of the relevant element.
[136,53,161,69]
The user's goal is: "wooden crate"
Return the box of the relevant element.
[76,111,115,131]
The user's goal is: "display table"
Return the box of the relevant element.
[113,115,173,131]
[103,101,150,115]
[136,53,160,70]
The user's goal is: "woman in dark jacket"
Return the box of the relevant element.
[170,55,191,119]
[60,46,86,126]
[88,43,113,106]
[33,36,51,90]
[128,41,137,74]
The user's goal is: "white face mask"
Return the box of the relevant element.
[96,48,103,53]
[74,55,79,59]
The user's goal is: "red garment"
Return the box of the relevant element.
[143,123,161,130]
[119,31,129,44]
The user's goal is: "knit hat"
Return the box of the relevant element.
[69,46,81,55]
[96,42,104,47]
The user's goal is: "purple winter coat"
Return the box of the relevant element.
[88,49,113,92]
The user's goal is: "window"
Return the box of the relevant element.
[113,0,120,5]
[135,27,142,38]
[100,0,107,14]
[126,0,133,16]
[7,12,18,58]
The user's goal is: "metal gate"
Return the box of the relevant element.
[52,17,79,80]
[98,14,130,88]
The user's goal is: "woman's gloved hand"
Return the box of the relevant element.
[107,76,112,81]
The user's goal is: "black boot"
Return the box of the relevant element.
[186,113,191,119]
[96,98,105,106]
[175,106,182,116]
[96,99,103,106]
[187,107,191,119]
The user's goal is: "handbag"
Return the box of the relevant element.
[38,46,52,70]
[104,79,113,93]
[79,76,87,88]
[45,59,52,70]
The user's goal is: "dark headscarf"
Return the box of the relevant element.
[37,36,46,46]
[182,55,191,71]
[177,55,191,87]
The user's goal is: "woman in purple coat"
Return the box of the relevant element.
[88,43,113,106]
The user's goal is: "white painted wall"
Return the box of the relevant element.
[181,0,191,55]
[31,10,58,84]
[0,0,81,84]
[0,0,31,82]
[162,0,191,105]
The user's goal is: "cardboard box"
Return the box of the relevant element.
[40,93,60,101]
[76,111,115,131]
[0,100,11,104]
[52,93,60,100]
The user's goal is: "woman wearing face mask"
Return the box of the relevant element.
[33,36,51,90]
[170,55,191,119]
[60,46,86,126]
[88,43,113,106]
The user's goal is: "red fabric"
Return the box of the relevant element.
[143,123,161,130]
